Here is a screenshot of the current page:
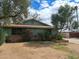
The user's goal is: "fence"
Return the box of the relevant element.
[61,32,79,38]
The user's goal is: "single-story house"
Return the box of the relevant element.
[0,19,54,42]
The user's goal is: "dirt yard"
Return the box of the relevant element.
[0,42,79,59]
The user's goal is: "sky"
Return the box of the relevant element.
[28,0,79,25]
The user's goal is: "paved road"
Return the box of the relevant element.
[64,38,79,44]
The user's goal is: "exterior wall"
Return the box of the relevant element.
[69,32,79,38]
[29,29,45,35]
[6,19,51,42]
[6,28,50,42]
[23,20,50,40]
[23,29,47,40]
[61,32,70,38]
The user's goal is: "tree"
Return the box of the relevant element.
[51,4,75,40]
[72,21,79,29]
[74,6,79,22]
[0,0,29,24]
[58,4,75,30]
[0,0,29,45]
[51,4,75,32]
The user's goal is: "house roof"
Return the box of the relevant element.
[23,19,50,26]
[0,24,53,29]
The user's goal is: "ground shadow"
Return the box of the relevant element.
[23,41,54,48]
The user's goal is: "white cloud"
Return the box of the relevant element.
[41,1,49,8]
[28,0,79,25]
[75,0,79,2]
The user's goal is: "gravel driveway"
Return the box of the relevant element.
[64,38,79,44]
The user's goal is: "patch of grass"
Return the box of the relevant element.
[52,44,79,59]
[68,54,79,59]
[53,44,70,52]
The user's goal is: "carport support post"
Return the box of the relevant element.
[45,29,52,40]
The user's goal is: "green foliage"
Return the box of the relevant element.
[0,28,6,45]
[72,21,79,29]
[51,4,75,31]
[58,5,75,31]
[51,4,75,40]
[0,28,11,45]
[0,0,29,24]
[53,44,79,59]
[3,0,10,16]
[53,44,69,52]
[51,14,60,30]
[74,6,78,22]
[13,0,29,16]
[56,34,63,40]
[2,0,29,16]
[0,0,29,44]
[68,54,79,59]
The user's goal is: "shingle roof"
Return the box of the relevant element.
[23,19,50,26]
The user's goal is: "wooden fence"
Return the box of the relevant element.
[61,32,79,38]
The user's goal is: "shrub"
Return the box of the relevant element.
[56,34,63,40]
[0,28,10,45]
[68,54,79,59]
[0,28,6,45]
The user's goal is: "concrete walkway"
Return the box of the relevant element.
[64,38,79,44]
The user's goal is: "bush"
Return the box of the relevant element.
[56,34,63,40]
[0,28,6,45]
[0,28,10,45]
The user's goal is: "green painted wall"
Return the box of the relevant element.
[23,19,49,36]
